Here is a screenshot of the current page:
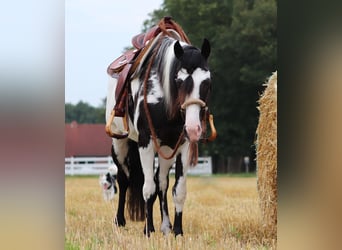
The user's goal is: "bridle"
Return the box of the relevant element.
[142,40,217,162]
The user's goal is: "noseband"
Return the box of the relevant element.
[180,98,217,143]
[180,98,206,110]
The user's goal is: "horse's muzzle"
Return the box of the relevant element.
[184,124,202,142]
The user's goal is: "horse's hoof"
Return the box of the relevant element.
[161,223,172,235]
[114,217,126,227]
[173,227,183,237]
[143,225,155,237]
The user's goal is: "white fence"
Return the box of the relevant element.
[65,156,212,176]
[65,156,114,176]
[160,157,212,175]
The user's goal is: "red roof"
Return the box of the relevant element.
[65,121,112,157]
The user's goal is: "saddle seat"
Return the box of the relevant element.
[131,26,159,50]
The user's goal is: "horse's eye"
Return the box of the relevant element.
[200,79,210,92]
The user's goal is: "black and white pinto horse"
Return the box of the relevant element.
[106,32,211,236]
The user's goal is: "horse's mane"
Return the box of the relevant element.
[153,37,205,120]
[135,35,184,119]
[155,37,181,118]
[136,30,202,120]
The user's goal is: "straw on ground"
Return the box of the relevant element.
[65,175,276,249]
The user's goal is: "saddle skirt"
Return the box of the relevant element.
[107,49,137,76]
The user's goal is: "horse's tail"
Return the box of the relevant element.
[126,139,145,221]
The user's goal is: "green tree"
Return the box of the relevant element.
[65,100,106,124]
[65,103,76,123]
[143,0,276,170]
[96,98,107,123]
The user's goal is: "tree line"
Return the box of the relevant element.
[65,100,105,124]
[66,0,276,172]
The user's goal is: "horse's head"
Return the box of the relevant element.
[173,39,211,142]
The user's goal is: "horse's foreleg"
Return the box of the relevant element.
[139,141,156,236]
[157,153,173,235]
[143,186,157,236]
[172,153,188,236]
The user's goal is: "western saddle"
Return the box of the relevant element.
[105,17,190,138]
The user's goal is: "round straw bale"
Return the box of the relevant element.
[256,71,277,238]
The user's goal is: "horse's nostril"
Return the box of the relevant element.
[184,124,202,142]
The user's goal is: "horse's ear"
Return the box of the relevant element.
[174,41,184,59]
[201,38,210,60]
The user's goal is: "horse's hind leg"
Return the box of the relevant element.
[115,165,128,226]
[111,139,129,226]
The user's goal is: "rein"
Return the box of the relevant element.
[142,40,185,160]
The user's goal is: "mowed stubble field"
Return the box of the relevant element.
[65,175,276,249]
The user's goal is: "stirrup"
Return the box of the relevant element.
[207,114,217,142]
[201,114,217,143]
[105,110,129,139]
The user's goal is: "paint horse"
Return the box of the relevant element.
[106,23,215,236]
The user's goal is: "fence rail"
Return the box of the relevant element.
[65,156,212,176]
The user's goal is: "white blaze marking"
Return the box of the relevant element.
[181,68,210,141]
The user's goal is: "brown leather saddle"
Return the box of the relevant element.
[105,17,190,138]
[106,25,159,118]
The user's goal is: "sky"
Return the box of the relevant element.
[65,0,163,107]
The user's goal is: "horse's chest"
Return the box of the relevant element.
[132,100,183,148]
[157,125,184,148]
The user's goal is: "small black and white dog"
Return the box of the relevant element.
[99,165,118,201]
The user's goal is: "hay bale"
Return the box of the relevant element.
[256,71,277,238]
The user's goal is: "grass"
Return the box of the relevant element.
[65,175,276,249]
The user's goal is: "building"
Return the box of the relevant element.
[65,121,112,157]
